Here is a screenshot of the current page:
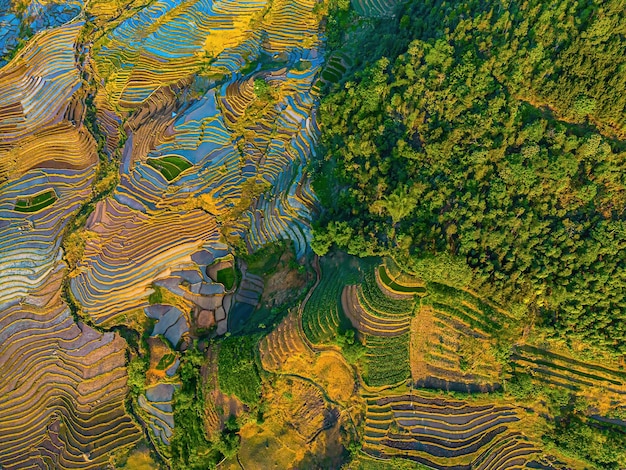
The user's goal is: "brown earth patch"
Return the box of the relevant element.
[410,305,435,382]
[146,336,172,384]
[313,352,355,403]
[261,249,308,308]
[237,377,347,470]
[196,309,215,329]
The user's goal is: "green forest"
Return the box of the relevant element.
[313,0,626,353]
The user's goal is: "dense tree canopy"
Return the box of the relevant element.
[313,0,626,352]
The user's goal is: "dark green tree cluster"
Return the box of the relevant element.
[170,344,239,469]
[217,335,262,406]
[544,399,626,469]
[313,0,626,352]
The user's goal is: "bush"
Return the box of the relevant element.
[217,336,262,406]
[504,371,540,401]
[127,356,148,397]
[547,414,626,469]
[171,344,222,469]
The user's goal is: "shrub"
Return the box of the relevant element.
[217,336,262,406]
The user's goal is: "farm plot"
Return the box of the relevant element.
[260,310,356,403]
[382,258,427,288]
[0,123,97,182]
[14,189,58,213]
[76,0,325,328]
[363,393,551,469]
[410,282,508,392]
[510,344,626,400]
[377,262,426,299]
[0,23,82,142]
[260,309,315,372]
[147,155,192,181]
[319,53,349,86]
[256,0,319,53]
[0,163,96,308]
[351,0,399,18]
[362,333,411,388]
[423,282,510,335]
[0,270,141,469]
[342,266,416,337]
[138,383,178,447]
[92,0,267,110]
[302,254,364,345]
[0,20,97,309]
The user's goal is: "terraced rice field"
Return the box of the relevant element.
[1,0,326,464]
[363,393,553,469]
[138,383,178,447]
[376,264,427,302]
[92,0,267,109]
[0,23,82,142]
[362,333,412,387]
[260,310,315,372]
[410,283,507,392]
[0,270,141,469]
[70,199,222,325]
[319,53,349,86]
[510,344,626,398]
[302,255,365,345]
[260,310,356,403]
[342,268,416,338]
[0,23,97,310]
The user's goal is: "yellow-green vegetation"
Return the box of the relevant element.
[170,345,224,469]
[63,229,97,271]
[118,448,161,470]
[93,159,120,197]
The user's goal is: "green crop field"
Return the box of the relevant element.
[14,189,57,213]
[147,156,193,182]
[217,267,235,290]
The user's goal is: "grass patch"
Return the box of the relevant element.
[244,240,287,277]
[216,267,235,290]
[14,189,57,213]
[156,353,177,371]
[147,155,192,182]
[148,284,165,304]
